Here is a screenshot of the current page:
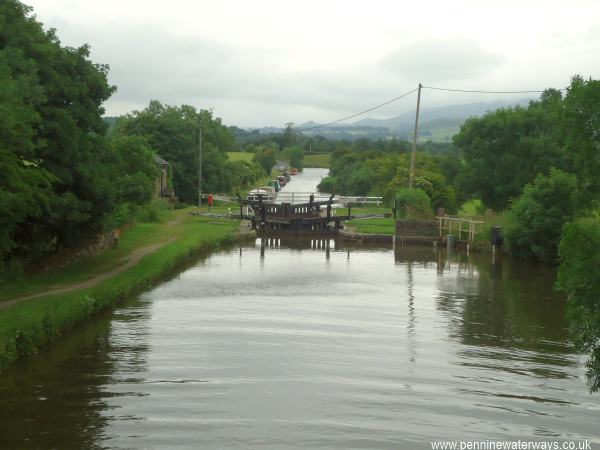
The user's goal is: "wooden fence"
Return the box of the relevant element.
[436,216,484,242]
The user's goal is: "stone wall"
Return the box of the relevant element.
[395,219,438,237]
[29,231,117,274]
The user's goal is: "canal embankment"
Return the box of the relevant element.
[0,205,248,372]
[342,205,511,253]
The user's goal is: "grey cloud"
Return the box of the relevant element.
[380,37,504,83]
[99,27,406,120]
[49,18,506,126]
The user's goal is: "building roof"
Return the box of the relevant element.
[154,154,169,167]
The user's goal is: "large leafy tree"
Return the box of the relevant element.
[281,146,304,170]
[454,91,564,210]
[0,52,53,268]
[116,101,234,204]
[1,0,115,269]
[557,218,600,392]
[506,169,579,264]
[561,76,600,205]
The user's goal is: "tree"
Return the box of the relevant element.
[561,76,600,206]
[253,148,277,174]
[454,93,564,210]
[281,146,304,170]
[557,218,600,392]
[276,122,299,150]
[228,160,265,192]
[107,135,157,206]
[0,0,116,270]
[116,102,234,203]
[505,169,579,264]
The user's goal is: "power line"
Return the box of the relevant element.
[296,83,563,133]
[422,85,550,94]
[298,87,418,132]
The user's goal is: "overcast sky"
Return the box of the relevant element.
[26,0,600,128]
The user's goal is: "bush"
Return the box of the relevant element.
[347,166,375,196]
[556,218,600,392]
[505,169,579,264]
[137,198,169,223]
[281,146,304,170]
[253,149,277,174]
[317,176,337,193]
[395,188,432,219]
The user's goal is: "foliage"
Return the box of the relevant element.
[275,122,300,150]
[253,148,278,174]
[115,101,234,204]
[0,0,118,272]
[108,135,158,206]
[281,146,304,170]
[317,176,337,193]
[458,199,485,217]
[394,188,432,219]
[505,169,579,264]
[320,149,458,212]
[228,160,265,192]
[454,91,564,210]
[455,78,600,211]
[561,76,600,206]
[318,151,375,196]
[556,218,600,392]
[227,152,254,162]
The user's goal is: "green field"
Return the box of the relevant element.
[418,126,460,143]
[227,152,254,162]
[304,153,331,168]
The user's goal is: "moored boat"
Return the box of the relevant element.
[247,186,276,202]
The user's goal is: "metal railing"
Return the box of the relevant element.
[202,192,382,206]
[274,192,382,205]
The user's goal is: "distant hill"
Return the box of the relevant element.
[293,99,532,142]
[355,100,530,129]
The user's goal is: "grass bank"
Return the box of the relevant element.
[343,203,511,245]
[227,151,254,162]
[341,205,395,235]
[0,206,244,371]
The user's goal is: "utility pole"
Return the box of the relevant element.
[198,126,202,208]
[409,83,422,189]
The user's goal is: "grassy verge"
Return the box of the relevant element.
[0,207,243,371]
[227,151,254,162]
[342,205,395,235]
[304,153,331,168]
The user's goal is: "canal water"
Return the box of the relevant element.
[1,239,598,449]
[279,167,328,193]
[1,168,598,448]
